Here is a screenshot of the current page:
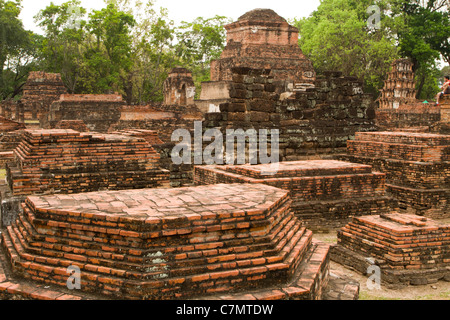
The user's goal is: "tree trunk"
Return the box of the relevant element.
[123,73,133,105]
[416,72,426,99]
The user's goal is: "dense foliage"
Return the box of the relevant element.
[295,0,449,99]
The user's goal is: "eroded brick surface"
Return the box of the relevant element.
[204,67,377,160]
[20,72,68,122]
[0,183,336,300]
[110,104,203,188]
[376,104,440,131]
[332,214,450,286]
[194,160,395,232]
[6,129,169,197]
[55,120,89,132]
[43,94,125,133]
[0,117,26,133]
[342,131,450,218]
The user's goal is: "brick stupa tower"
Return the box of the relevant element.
[197,9,316,113]
[210,9,316,83]
[20,72,68,121]
[377,59,417,110]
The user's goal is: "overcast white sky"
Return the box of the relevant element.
[20,0,321,33]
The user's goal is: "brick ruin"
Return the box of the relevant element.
[436,95,450,134]
[0,100,24,123]
[0,8,448,301]
[110,103,203,187]
[203,67,377,160]
[43,94,125,133]
[377,59,416,110]
[376,103,441,131]
[0,118,26,168]
[198,8,316,113]
[2,184,333,300]
[374,59,445,133]
[211,9,315,84]
[0,117,26,133]
[163,68,196,106]
[55,120,90,132]
[1,129,169,227]
[332,214,450,287]
[0,72,67,126]
[342,131,449,219]
[195,160,396,232]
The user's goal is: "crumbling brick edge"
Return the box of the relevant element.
[0,237,359,300]
[0,237,86,300]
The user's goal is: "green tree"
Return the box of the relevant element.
[441,65,450,78]
[293,0,399,96]
[390,0,450,98]
[1,32,43,100]
[85,3,135,101]
[0,0,39,99]
[175,15,231,98]
[124,1,178,103]
[35,0,87,93]
[416,63,441,100]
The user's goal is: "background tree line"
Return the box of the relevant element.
[0,0,448,105]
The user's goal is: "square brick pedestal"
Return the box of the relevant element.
[1,129,170,227]
[342,131,449,219]
[331,214,450,287]
[194,160,395,232]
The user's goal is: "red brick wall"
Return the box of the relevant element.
[6,129,169,196]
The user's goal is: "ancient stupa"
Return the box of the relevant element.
[197,8,316,113]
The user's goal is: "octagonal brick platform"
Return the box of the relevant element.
[194,160,395,232]
[331,213,450,287]
[1,183,334,300]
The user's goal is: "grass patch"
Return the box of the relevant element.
[415,294,437,300]
[359,291,402,301]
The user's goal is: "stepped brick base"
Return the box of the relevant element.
[0,246,87,300]
[331,214,450,287]
[1,129,170,228]
[1,183,338,300]
[341,131,450,218]
[0,237,357,300]
[194,160,395,232]
[7,129,169,197]
[195,242,331,300]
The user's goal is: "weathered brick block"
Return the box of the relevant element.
[341,131,450,218]
[1,183,332,300]
[332,214,450,287]
[194,160,395,232]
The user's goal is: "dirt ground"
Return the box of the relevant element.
[314,217,450,300]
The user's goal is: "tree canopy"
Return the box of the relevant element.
[294,0,449,99]
[0,0,41,100]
